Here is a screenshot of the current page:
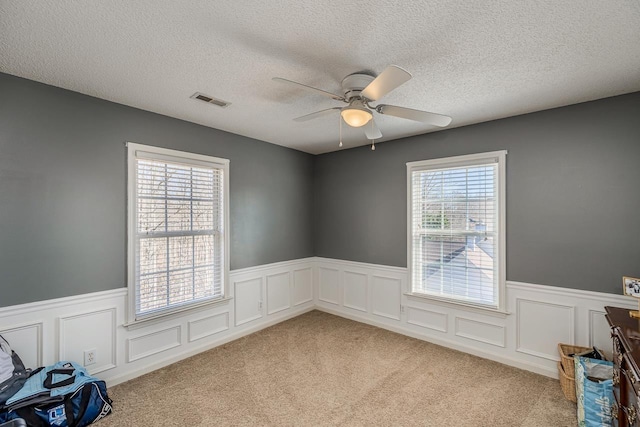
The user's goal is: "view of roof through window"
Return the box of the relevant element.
[411,164,497,306]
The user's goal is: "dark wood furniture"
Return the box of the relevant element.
[606,306,640,426]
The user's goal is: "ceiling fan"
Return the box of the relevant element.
[272,65,452,141]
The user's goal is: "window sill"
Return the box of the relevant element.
[124,296,233,331]
[404,292,510,318]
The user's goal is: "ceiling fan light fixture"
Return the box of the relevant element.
[341,106,373,128]
[275,65,453,148]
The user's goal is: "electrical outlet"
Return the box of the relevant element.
[84,349,97,366]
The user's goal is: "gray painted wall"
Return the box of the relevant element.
[2,71,638,305]
[0,73,314,307]
[314,92,640,295]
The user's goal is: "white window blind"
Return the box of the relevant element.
[128,144,228,321]
[408,152,506,310]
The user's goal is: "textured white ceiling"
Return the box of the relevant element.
[1,1,639,154]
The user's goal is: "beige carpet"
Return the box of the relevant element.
[99,311,577,426]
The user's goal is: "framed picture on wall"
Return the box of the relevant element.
[623,276,640,297]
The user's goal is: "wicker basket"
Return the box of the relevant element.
[558,361,577,403]
[558,343,591,379]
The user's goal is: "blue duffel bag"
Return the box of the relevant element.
[0,361,112,427]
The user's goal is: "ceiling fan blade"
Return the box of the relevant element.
[377,104,452,127]
[364,119,383,140]
[293,107,341,122]
[361,65,412,101]
[272,77,344,101]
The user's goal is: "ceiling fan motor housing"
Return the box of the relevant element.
[341,73,375,101]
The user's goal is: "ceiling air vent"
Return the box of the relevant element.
[190,92,231,108]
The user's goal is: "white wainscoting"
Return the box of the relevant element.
[0,256,635,385]
[234,277,263,326]
[292,268,313,307]
[0,322,43,369]
[266,272,291,315]
[59,307,117,374]
[314,257,637,378]
[0,258,315,386]
[188,312,229,343]
[318,267,340,305]
[343,271,367,312]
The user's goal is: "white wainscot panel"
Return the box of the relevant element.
[590,310,612,358]
[455,317,505,348]
[128,325,181,362]
[371,276,401,321]
[516,299,574,360]
[292,268,313,306]
[188,312,229,342]
[235,278,263,326]
[0,322,43,368]
[59,308,116,374]
[319,268,340,305]
[407,306,448,333]
[343,271,367,312]
[267,272,291,315]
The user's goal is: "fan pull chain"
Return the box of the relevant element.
[370,120,376,151]
[338,115,343,148]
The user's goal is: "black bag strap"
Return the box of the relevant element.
[14,406,49,427]
[71,383,94,426]
[43,369,76,389]
[64,396,76,427]
[29,367,44,378]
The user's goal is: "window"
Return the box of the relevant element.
[127,143,229,323]
[407,151,506,311]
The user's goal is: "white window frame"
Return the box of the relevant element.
[406,150,507,313]
[126,142,230,326]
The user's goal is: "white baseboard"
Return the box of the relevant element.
[0,256,633,386]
